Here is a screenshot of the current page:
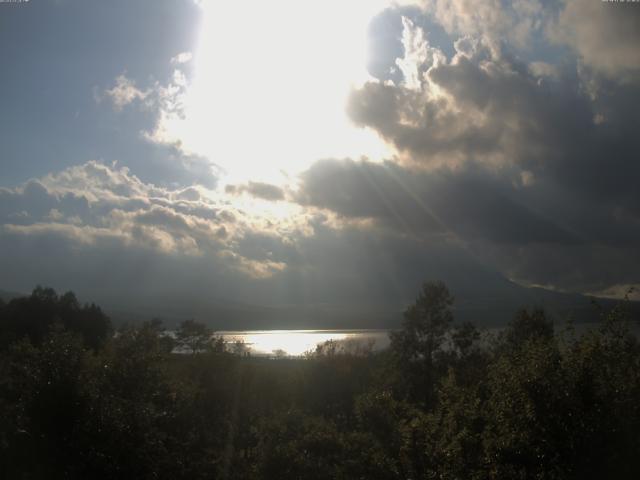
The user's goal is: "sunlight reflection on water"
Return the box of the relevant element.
[218,329,390,357]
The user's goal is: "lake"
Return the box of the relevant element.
[218,329,391,357]
[216,321,640,357]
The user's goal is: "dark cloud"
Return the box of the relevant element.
[297,158,578,245]
[351,5,640,209]
[0,180,91,226]
[479,241,640,295]
[295,155,640,294]
[338,9,640,294]
[0,159,561,326]
[349,53,594,170]
[225,181,285,201]
[0,206,528,327]
[1,153,636,324]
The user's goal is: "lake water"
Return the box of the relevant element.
[216,321,640,357]
[218,329,391,357]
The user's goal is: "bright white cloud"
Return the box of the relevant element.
[396,17,433,90]
[170,51,193,65]
[102,74,150,111]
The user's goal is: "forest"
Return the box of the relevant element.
[0,282,639,479]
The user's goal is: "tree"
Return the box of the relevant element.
[500,307,553,350]
[451,321,480,358]
[0,287,111,351]
[390,281,454,405]
[0,327,90,478]
[175,319,217,354]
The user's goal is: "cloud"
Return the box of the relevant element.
[219,250,287,279]
[1,151,638,317]
[550,0,640,83]
[395,16,446,90]
[0,162,308,282]
[409,1,640,86]
[84,5,640,299]
[294,156,640,294]
[101,74,151,111]
[3,1,640,314]
[170,51,193,65]
[0,157,552,318]
[296,158,579,245]
[225,181,285,201]
[146,69,189,133]
[307,11,640,294]
[97,67,220,189]
[589,283,640,302]
[418,0,551,56]
[351,29,586,175]
[100,69,189,135]
[528,61,559,79]
[350,14,640,199]
[342,12,640,293]
[478,241,640,295]
[0,179,91,226]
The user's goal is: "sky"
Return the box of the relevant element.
[1,0,639,324]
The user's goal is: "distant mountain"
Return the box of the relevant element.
[97,282,639,331]
[3,280,636,331]
[0,289,25,302]
[102,296,403,330]
[452,283,637,327]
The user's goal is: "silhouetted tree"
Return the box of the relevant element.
[0,281,639,479]
[390,281,454,405]
[176,320,217,354]
[0,287,111,350]
[451,321,480,358]
[501,307,553,350]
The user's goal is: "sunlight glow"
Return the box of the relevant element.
[240,330,348,356]
[220,329,390,356]
[167,0,393,184]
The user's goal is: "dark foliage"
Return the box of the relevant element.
[0,284,639,479]
[0,286,111,350]
[389,281,454,406]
